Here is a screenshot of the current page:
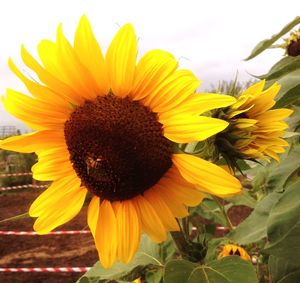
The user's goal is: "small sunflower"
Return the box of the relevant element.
[282,28,300,56]
[215,80,293,164]
[1,16,241,268]
[219,244,251,261]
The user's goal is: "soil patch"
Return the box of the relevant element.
[0,189,98,283]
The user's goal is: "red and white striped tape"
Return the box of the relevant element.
[0,267,91,273]
[191,226,230,231]
[0,230,91,236]
[216,226,230,231]
[0,184,48,191]
[0,172,32,178]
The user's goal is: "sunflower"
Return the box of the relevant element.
[215,80,293,164]
[0,16,241,268]
[218,244,251,261]
[282,28,300,56]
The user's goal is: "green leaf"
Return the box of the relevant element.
[273,69,300,108]
[259,56,300,81]
[188,256,258,283]
[278,270,300,283]
[245,16,300,60]
[205,238,227,262]
[286,106,300,132]
[227,190,256,208]
[227,191,282,244]
[145,270,163,283]
[77,235,162,282]
[191,198,227,226]
[164,260,196,283]
[264,180,300,264]
[253,144,300,193]
[268,255,300,283]
[158,236,176,263]
[276,83,300,108]
[164,257,257,283]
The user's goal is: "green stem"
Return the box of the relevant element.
[0,212,29,223]
[182,217,189,237]
[170,230,190,260]
[212,196,234,231]
[170,220,190,260]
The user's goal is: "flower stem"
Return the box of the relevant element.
[170,230,190,259]
[212,196,234,231]
[170,220,207,263]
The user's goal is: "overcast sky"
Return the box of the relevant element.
[0,0,299,130]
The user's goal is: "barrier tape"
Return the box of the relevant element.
[0,230,91,236]
[0,173,32,178]
[0,267,91,273]
[216,226,230,231]
[0,184,48,191]
[191,226,230,231]
[1,229,228,235]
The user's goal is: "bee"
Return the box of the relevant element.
[85,156,103,175]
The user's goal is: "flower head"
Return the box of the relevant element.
[283,28,300,56]
[219,244,251,261]
[0,16,241,268]
[215,80,292,165]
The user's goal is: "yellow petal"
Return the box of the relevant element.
[55,24,99,100]
[116,200,141,263]
[33,186,87,234]
[143,70,200,113]
[32,147,74,181]
[233,80,266,109]
[161,115,229,143]
[21,45,84,105]
[95,200,118,268]
[161,167,205,207]
[133,195,167,243]
[234,118,258,129]
[172,154,242,197]
[242,80,265,98]
[256,108,293,122]
[257,137,289,147]
[255,121,289,133]
[29,173,82,217]
[87,196,100,239]
[132,49,178,100]
[74,15,109,96]
[3,89,69,130]
[0,130,64,153]
[8,57,69,107]
[106,24,137,98]
[153,185,189,218]
[30,179,87,234]
[162,93,236,117]
[228,105,253,119]
[264,148,280,161]
[144,189,179,231]
[247,83,280,117]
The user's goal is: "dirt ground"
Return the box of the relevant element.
[0,188,252,283]
[0,189,98,283]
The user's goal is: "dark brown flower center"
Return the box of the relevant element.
[287,39,300,56]
[64,94,173,201]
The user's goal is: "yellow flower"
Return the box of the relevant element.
[0,16,241,268]
[219,244,251,261]
[217,80,292,162]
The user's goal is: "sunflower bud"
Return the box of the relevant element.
[213,80,293,170]
[283,28,300,56]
